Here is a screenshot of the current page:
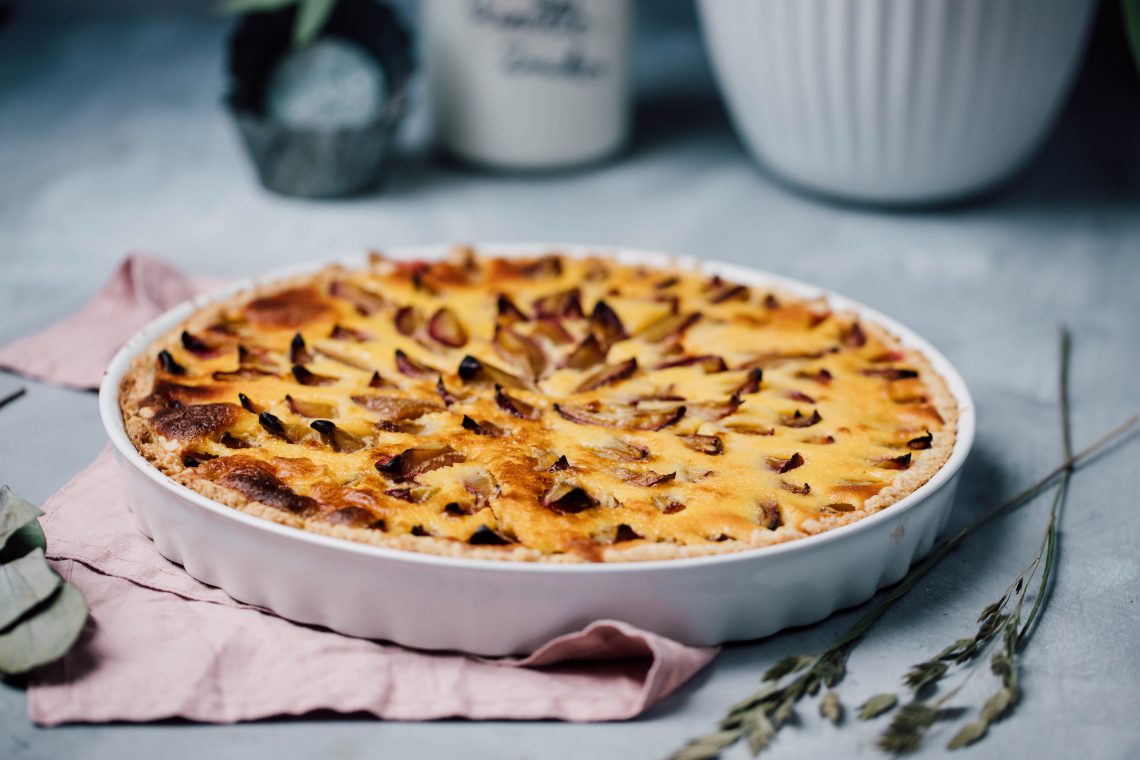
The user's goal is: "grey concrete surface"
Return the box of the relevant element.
[1,2,1138,759]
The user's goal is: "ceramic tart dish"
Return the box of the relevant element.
[100,244,975,655]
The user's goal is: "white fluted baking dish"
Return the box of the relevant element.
[98,245,975,655]
[697,0,1095,204]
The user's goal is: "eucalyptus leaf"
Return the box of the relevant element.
[216,0,299,16]
[0,521,47,564]
[0,485,42,549]
[293,0,337,47]
[0,581,88,675]
[0,548,62,630]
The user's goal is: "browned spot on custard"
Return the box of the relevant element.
[200,456,315,514]
[243,287,330,329]
[151,403,240,440]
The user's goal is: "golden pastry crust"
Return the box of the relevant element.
[119,249,958,563]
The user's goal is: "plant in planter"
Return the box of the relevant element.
[221,0,412,198]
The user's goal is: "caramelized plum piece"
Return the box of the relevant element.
[496,294,529,324]
[394,349,440,379]
[213,367,275,382]
[561,334,606,370]
[244,288,330,329]
[768,452,805,473]
[238,393,259,413]
[549,455,571,471]
[533,317,574,345]
[781,481,811,495]
[737,350,828,370]
[156,350,186,376]
[654,354,728,373]
[461,415,506,437]
[310,419,365,453]
[824,502,857,513]
[542,478,597,514]
[290,333,313,364]
[428,307,469,348]
[352,394,442,421]
[707,280,749,304]
[292,365,338,386]
[862,367,919,380]
[576,358,637,393]
[436,376,460,406]
[725,422,774,436]
[589,437,649,462]
[780,409,822,428]
[468,525,512,546]
[286,394,336,419]
[180,331,216,356]
[878,453,912,470]
[532,287,583,319]
[456,355,530,390]
[842,322,867,348]
[733,368,764,395]
[638,312,700,344]
[653,495,686,514]
[375,443,466,482]
[493,325,547,379]
[385,485,439,503]
[678,434,724,455]
[621,470,676,487]
[687,395,743,421]
[221,432,251,449]
[495,385,541,420]
[589,299,627,348]
[518,254,563,278]
[758,497,782,530]
[394,306,422,337]
[803,434,836,445]
[655,276,680,290]
[796,368,833,385]
[787,390,816,404]
[329,324,370,342]
[554,402,685,431]
[462,470,500,510]
[330,280,385,315]
[907,431,933,450]
[258,411,292,442]
[181,450,217,467]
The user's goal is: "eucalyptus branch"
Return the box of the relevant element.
[669,335,1135,759]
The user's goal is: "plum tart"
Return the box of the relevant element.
[120,249,957,562]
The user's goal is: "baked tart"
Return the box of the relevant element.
[120,249,957,562]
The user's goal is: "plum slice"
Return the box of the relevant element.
[428,307,469,348]
[310,420,365,453]
[554,401,685,431]
[576,358,637,393]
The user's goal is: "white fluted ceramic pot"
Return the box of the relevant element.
[697,0,1096,205]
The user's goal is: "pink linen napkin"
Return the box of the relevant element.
[2,255,719,725]
[0,254,224,390]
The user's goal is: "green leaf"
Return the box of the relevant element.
[819,690,842,724]
[293,0,336,47]
[858,693,898,720]
[742,709,775,755]
[215,0,299,16]
[762,654,813,682]
[0,548,62,630]
[667,728,743,760]
[947,720,988,750]
[1125,0,1140,75]
[0,581,88,675]
[0,486,42,549]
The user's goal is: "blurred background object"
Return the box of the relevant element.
[424,0,633,171]
[698,0,1097,206]
[224,0,412,198]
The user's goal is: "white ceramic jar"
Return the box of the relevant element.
[697,0,1096,204]
[425,0,633,171]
